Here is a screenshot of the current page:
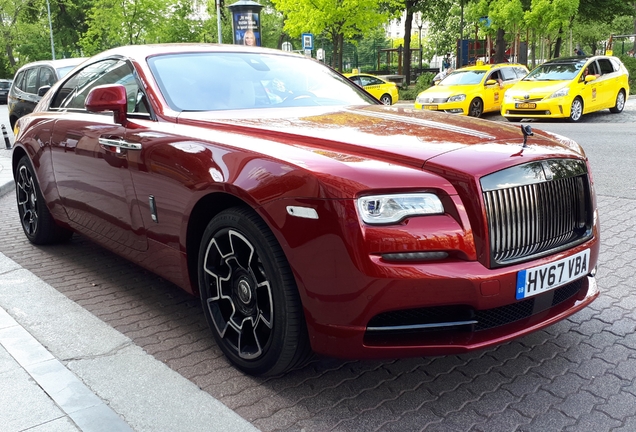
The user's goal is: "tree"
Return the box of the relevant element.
[271,0,388,70]
[80,0,172,55]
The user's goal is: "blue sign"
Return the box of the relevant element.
[302,33,314,50]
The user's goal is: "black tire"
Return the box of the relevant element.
[15,156,73,244]
[609,89,626,114]
[568,97,584,122]
[468,98,484,117]
[379,94,392,105]
[198,207,311,376]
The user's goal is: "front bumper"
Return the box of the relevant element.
[414,101,467,114]
[502,97,572,119]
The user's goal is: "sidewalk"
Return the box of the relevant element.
[0,148,258,431]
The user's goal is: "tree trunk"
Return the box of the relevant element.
[338,34,344,72]
[494,28,506,63]
[331,32,339,69]
[403,2,414,85]
[553,27,563,58]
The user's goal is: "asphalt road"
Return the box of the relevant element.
[1,102,636,431]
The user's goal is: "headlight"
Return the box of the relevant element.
[447,94,466,102]
[547,87,569,99]
[357,193,444,224]
[415,94,426,104]
[504,92,515,102]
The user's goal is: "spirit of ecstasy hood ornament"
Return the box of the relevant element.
[521,124,533,148]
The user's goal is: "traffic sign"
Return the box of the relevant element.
[302,33,314,50]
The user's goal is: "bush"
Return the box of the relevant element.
[618,55,636,95]
[398,72,436,101]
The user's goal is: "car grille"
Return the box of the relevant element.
[506,110,551,116]
[480,159,593,267]
[419,97,448,104]
[364,278,584,340]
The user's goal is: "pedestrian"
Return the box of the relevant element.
[433,67,453,84]
[574,47,585,56]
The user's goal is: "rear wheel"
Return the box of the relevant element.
[198,207,311,376]
[16,156,73,244]
[379,94,392,105]
[609,90,626,113]
[568,97,583,122]
[468,98,484,117]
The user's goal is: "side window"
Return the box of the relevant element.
[24,68,39,94]
[51,59,147,114]
[500,67,516,81]
[597,58,615,75]
[587,61,599,76]
[38,67,55,88]
[13,71,25,91]
[361,76,383,86]
[487,71,501,83]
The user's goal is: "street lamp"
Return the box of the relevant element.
[45,0,55,59]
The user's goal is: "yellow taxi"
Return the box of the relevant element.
[414,63,529,117]
[501,55,630,122]
[344,72,399,105]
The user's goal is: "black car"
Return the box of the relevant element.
[0,79,11,104]
[8,58,85,127]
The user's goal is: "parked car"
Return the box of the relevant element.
[12,44,599,376]
[8,58,86,128]
[501,55,630,122]
[0,79,12,104]
[344,72,399,105]
[414,63,529,117]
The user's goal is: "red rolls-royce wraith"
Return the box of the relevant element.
[12,44,599,376]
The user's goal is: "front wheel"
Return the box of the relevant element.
[609,90,626,113]
[198,207,311,376]
[568,97,584,122]
[16,156,73,244]
[379,94,392,105]
[468,98,484,117]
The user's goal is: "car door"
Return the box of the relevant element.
[48,58,148,251]
[596,57,619,108]
[580,60,601,112]
[483,70,503,112]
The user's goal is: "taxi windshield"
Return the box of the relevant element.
[523,62,584,81]
[439,70,486,86]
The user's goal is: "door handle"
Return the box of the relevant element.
[99,137,142,153]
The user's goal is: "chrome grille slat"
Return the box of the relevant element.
[481,159,593,267]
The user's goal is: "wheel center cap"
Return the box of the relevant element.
[237,279,252,304]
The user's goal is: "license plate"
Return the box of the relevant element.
[515,102,536,109]
[423,105,438,110]
[516,249,590,300]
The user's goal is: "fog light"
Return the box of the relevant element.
[382,251,448,261]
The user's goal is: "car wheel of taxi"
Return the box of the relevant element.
[569,97,583,122]
[379,94,392,105]
[468,98,483,117]
[610,90,626,114]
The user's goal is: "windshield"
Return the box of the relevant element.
[523,62,584,81]
[148,52,376,111]
[439,70,486,86]
[56,65,79,79]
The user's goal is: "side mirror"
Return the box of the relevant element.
[37,85,51,97]
[485,79,497,86]
[85,84,128,125]
[584,74,596,83]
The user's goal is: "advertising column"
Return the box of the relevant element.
[228,0,264,46]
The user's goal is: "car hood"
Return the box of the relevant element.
[507,80,570,98]
[176,105,585,177]
[419,85,478,98]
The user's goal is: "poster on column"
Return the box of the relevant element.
[233,12,261,46]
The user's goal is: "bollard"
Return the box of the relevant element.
[1,124,11,149]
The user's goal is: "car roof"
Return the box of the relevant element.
[87,43,302,64]
[14,57,87,74]
[543,55,615,65]
[457,63,527,72]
